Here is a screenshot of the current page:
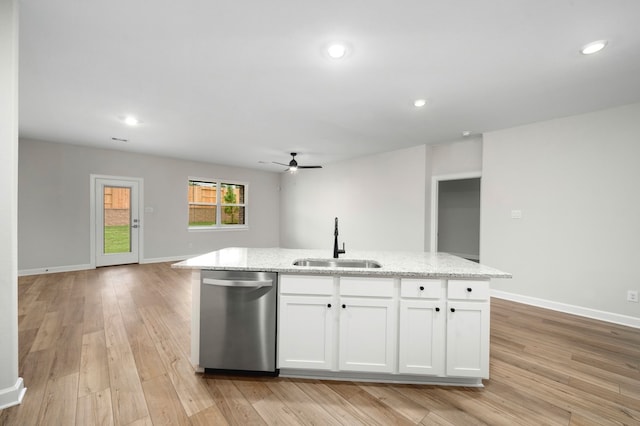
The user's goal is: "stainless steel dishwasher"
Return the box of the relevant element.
[199,270,278,375]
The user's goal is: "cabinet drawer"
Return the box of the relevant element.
[400,279,444,299]
[340,277,394,298]
[447,280,489,301]
[280,275,334,296]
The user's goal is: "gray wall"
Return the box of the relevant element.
[481,102,640,318]
[280,145,426,251]
[429,137,483,253]
[423,145,434,251]
[431,137,483,176]
[278,141,482,253]
[18,139,281,272]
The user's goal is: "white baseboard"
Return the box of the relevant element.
[140,255,192,264]
[18,263,93,277]
[0,377,26,410]
[491,290,640,329]
[17,255,194,276]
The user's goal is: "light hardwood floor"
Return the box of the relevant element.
[1,263,639,425]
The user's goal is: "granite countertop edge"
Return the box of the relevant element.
[171,247,512,280]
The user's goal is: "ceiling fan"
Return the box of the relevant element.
[273,153,323,172]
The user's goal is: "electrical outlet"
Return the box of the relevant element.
[627,290,639,303]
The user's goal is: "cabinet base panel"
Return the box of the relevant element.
[279,368,484,387]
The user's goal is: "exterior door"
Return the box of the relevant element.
[95,177,140,266]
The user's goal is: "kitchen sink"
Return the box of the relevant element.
[292,258,382,268]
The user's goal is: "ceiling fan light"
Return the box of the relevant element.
[580,40,608,55]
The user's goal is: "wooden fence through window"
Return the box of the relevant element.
[104,187,130,226]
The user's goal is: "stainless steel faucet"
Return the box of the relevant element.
[333,217,346,258]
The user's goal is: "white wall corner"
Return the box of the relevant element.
[0,377,26,410]
[0,0,21,409]
[491,290,640,329]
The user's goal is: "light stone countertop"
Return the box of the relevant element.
[172,247,511,279]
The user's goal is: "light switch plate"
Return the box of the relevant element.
[511,210,522,219]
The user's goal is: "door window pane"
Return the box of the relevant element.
[103,186,131,253]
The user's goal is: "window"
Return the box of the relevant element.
[188,179,247,229]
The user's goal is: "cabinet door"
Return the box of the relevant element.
[338,298,396,373]
[398,300,445,375]
[446,301,490,378]
[279,295,334,370]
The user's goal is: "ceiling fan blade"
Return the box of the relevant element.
[273,153,322,171]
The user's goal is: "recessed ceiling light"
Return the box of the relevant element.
[462,131,471,137]
[327,43,347,59]
[580,40,608,55]
[124,115,139,126]
[414,99,427,108]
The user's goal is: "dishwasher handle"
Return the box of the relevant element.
[202,278,273,288]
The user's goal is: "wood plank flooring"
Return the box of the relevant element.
[1,263,639,425]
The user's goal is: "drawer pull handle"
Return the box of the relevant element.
[342,304,346,309]
[450,308,456,313]
[327,303,332,308]
[435,307,440,312]
[467,287,473,292]
[419,286,424,291]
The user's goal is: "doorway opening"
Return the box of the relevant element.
[90,175,143,267]
[430,173,481,262]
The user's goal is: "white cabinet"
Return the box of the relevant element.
[338,276,396,373]
[398,279,446,375]
[279,295,334,370]
[278,275,395,373]
[278,275,335,370]
[446,281,490,378]
[278,274,491,383]
[339,297,396,372]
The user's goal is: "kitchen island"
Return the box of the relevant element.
[173,247,511,387]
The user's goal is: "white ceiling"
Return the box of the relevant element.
[18,0,640,171]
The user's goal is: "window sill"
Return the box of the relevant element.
[188,225,249,232]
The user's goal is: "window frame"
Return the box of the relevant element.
[188,177,249,231]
